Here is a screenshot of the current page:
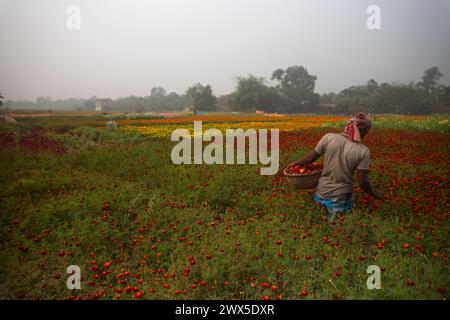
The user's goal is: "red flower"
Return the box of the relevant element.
[300,288,308,297]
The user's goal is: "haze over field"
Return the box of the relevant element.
[1,0,450,101]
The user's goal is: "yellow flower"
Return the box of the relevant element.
[120,115,348,138]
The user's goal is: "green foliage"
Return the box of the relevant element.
[333,82,439,115]
[329,67,449,115]
[229,75,282,112]
[7,92,189,113]
[271,66,319,113]
[418,66,443,93]
[325,115,450,134]
[5,67,449,115]
[186,83,217,113]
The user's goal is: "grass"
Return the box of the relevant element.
[0,113,448,300]
[325,114,450,134]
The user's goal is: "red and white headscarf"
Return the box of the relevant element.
[345,113,372,142]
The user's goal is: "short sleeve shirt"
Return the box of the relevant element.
[314,133,370,197]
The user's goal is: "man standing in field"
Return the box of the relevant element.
[289,113,384,222]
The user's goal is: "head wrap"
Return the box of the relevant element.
[345,113,372,142]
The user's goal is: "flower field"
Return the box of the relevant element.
[0,113,448,300]
[120,115,347,138]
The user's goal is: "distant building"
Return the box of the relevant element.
[95,99,102,111]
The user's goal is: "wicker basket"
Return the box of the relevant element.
[283,167,322,189]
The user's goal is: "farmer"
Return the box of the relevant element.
[289,113,384,222]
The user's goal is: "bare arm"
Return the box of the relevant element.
[288,150,321,167]
[357,169,384,199]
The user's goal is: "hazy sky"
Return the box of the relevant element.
[1,0,449,100]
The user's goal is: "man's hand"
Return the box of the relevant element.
[357,169,384,199]
[288,150,320,167]
[288,160,301,167]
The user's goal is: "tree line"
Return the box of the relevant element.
[3,66,449,114]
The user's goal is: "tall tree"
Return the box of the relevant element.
[186,83,217,114]
[418,67,443,105]
[271,66,318,113]
[230,74,282,112]
[150,87,166,98]
[149,87,167,110]
[367,79,378,94]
